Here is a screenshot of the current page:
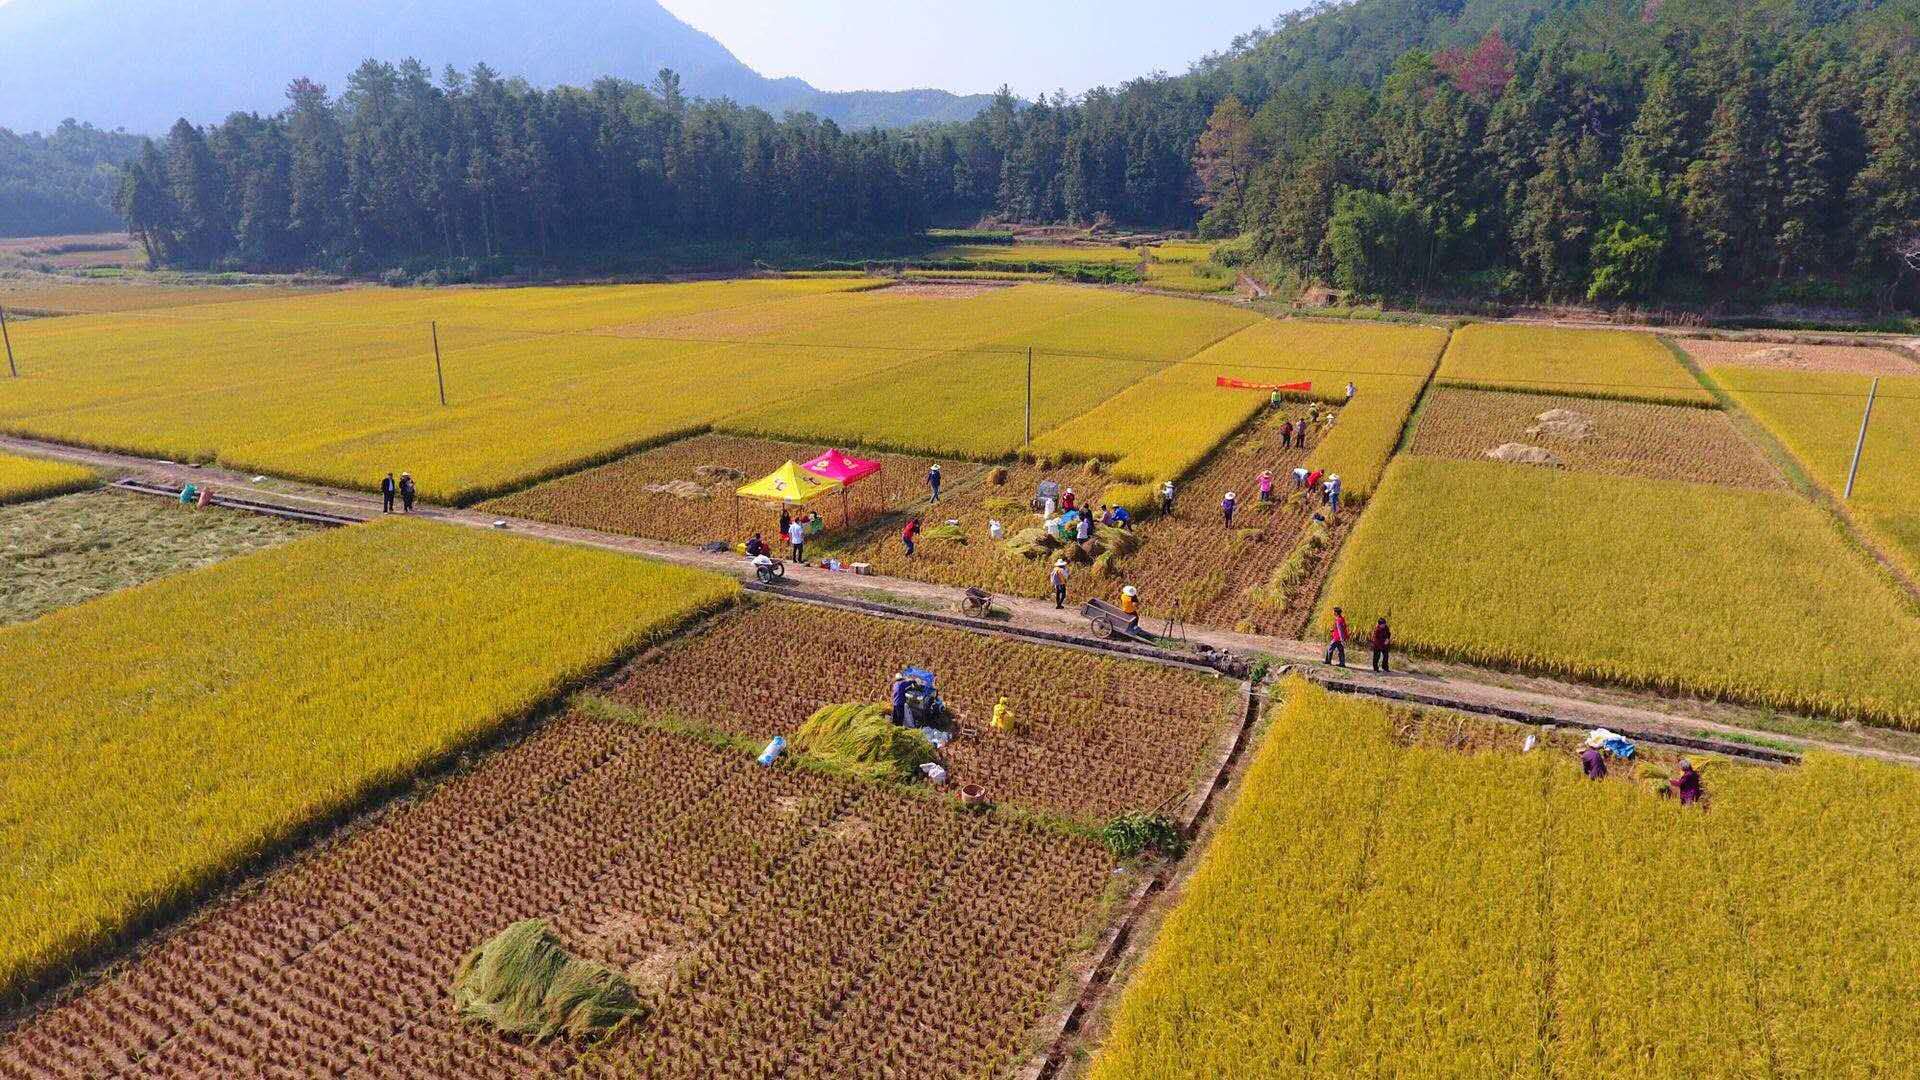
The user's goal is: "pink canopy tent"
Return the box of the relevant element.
[800,449,884,525]
[800,449,881,485]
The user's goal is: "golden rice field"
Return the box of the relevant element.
[0,277,323,315]
[1091,680,1920,1078]
[0,451,94,504]
[1438,323,1715,406]
[722,291,1259,459]
[1711,366,1920,580]
[1143,242,1234,293]
[0,518,737,1001]
[1321,457,1920,727]
[927,242,1143,267]
[1030,318,1446,505]
[0,279,1267,503]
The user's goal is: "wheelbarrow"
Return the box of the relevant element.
[1080,598,1154,643]
[749,554,786,585]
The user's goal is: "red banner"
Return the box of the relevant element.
[1216,377,1313,393]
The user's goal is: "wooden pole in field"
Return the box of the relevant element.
[1025,347,1033,446]
[432,321,447,406]
[1844,376,1879,501]
[1,305,16,378]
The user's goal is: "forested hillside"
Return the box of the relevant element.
[0,123,146,237]
[117,0,1920,310]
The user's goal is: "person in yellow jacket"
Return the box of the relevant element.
[992,697,1015,733]
[1119,585,1141,630]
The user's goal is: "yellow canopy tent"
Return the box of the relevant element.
[734,461,843,534]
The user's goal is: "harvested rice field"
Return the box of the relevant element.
[478,434,973,547]
[826,411,1349,635]
[0,488,314,625]
[1409,387,1783,488]
[603,601,1240,825]
[0,519,737,1002]
[1675,336,1920,376]
[1437,323,1715,406]
[0,716,1117,1079]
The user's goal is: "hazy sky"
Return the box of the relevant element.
[658,0,1294,95]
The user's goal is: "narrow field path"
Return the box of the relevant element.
[6,432,1917,768]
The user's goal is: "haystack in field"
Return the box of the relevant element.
[453,919,645,1041]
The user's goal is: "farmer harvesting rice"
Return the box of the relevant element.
[1221,491,1237,527]
[1258,470,1274,504]
[1674,759,1703,805]
[1120,585,1141,629]
[1581,745,1607,780]
[901,517,921,558]
[1160,479,1176,516]
[1281,419,1294,447]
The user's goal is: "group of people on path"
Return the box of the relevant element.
[379,472,416,514]
[1324,607,1393,673]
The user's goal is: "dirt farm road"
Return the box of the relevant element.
[7,432,1917,768]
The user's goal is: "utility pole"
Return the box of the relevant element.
[1025,347,1033,446]
[432,321,447,406]
[1,305,15,378]
[1844,376,1879,500]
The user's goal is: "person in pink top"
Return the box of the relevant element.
[1324,606,1349,667]
[1257,469,1274,504]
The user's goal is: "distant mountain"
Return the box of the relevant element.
[0,0,997,135]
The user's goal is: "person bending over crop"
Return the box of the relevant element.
[1674,759,1703,805]
[1324,607,1348,667]
[1580,746,1607,780]
[901,517,921,558]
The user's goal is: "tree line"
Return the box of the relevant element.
[120,62,1011,275]
[1185,1,1920,309]
[0,122,146,237]
[117,0,1920,309]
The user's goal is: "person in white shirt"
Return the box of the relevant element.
[787,518,807,563]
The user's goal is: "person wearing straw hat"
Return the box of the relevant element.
[1049,558,1070,609]
[1221,490,1238,528]
[1119,585,1141,630]
[927,463,943,502]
